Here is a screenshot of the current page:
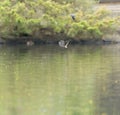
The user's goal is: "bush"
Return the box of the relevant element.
[0,0,119,40]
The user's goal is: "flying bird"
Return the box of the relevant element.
[58,40,70,48]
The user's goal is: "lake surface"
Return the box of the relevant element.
[0,44,120,115]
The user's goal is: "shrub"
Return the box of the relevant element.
[0,0,119,40]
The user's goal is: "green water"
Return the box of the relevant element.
[0,44,120,115]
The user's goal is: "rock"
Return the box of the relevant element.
[99,0,120,3]
[102,33,120,43]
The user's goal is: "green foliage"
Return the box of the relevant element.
[0,0,119,40]
[53,0,96,12]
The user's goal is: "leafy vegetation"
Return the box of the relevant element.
[0,0,119,41]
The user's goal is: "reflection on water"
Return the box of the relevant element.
[0,44,120,115]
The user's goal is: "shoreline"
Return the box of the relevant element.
[0,27,120,45]
[0,36,120,45]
